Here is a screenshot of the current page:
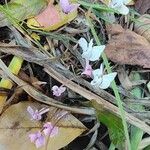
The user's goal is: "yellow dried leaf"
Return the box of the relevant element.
[27,4,77,31]
[0,101,86,150]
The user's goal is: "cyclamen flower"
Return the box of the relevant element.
[109,0,130,15]
[60,0,79,14]
[91,64,117,89]
[51,85,66,97]
[29,131,45,148]
[78,38,105,61]
[43,122,59,137]
[81,59,92,77]
[27,106,49,121]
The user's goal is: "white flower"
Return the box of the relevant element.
[78,38,105,61]
[109,0,131,15]
[91,64,117,89]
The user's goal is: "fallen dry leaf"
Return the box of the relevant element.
[134,14,150,43]
[135,0,150,14]
[27,3,77,31]
[0,101,86,150]
[105,24,150,68]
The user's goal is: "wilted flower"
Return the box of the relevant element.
[43,122,59,137]
[81,59,92,77]
[27,106,49,121]
[91,64,117,89]
[78,38,105,61]
[109,0,130,15]
[51,85,66,97]
[29,131,45,148]
[60,0,79,14]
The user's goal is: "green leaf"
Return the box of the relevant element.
[130,73,144,150]
[91,100,125,149]
[1,0,48,21]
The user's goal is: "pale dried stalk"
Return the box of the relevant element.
[0,59,95,115]
[138,137,150,150]
[0,44,150,134]
[0,44,116,103]
[43,65,150,135]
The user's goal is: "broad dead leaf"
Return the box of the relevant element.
[135,0,150,14]
[27,3,77,31]
[0,101,86,150]
[105,24,150,68]
[134,14,150,43]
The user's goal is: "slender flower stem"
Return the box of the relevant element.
[86,15,131,150]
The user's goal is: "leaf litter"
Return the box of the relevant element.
[0,0,150,150]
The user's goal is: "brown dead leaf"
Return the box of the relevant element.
[105,24,150,68]
[0,101,86,150]
[117,66,133,90]
[134,14,150,43]
[135,0,150,14]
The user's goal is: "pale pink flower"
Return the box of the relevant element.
[60,0,79,14]
[27,106,49,121]
[81,60,93,77]
[43,122,59,137]
[51,85,66,97]
[29,131,45,148]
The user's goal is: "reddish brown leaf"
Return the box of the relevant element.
[135,0,150,14]
[105,24,150,68]
[134,14,150,43]
[35,4,61,27]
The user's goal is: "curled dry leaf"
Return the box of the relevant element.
[134,14,150,43]
[117,66,133,90]
[135,0,150,14]
[0,101,86,150]
[105,24,150,68]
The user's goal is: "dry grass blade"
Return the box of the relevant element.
[0,43,150,134]
[43,65,150,135]
[0,43,116,104]
[0,59,95,115]
[138,137,150,149]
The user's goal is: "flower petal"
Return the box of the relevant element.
[29,133,37,143]
[78,38,88,52]
[99,64,104,76]
[109,0,123,8]
[81,50,91,60]
[92,69,101,78]
[43,122,59,137]
[117,4,129,15]
[51,85,59,91]
[27,106,34,116]
[88,39,93,52]
[91,68,103,86]
[123,0,131,5]
[99,72,117,89]
[59,86,66,93]
[63,4,79,13]
[50,126,59,137]
[60,0,70,13]
[89,45,105,61]
[35,134,45,148]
